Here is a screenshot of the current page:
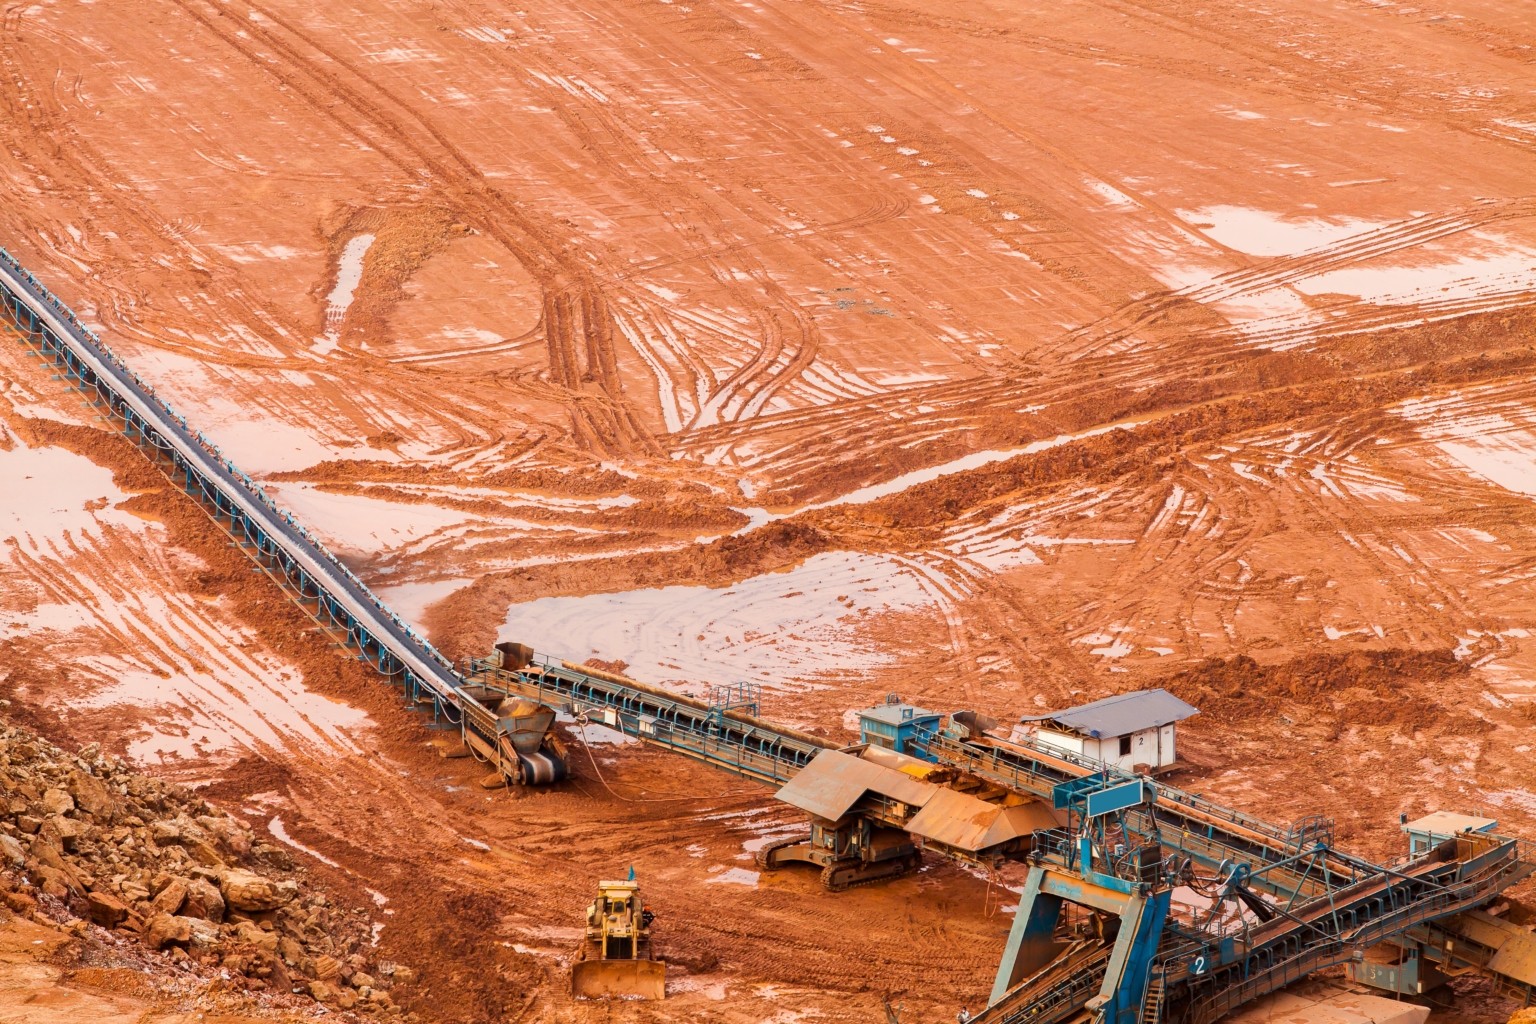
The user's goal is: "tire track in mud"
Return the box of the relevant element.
[167,0,657,456]
[387,322,544,367]
[670,304,1245,476]
[667,192,1536,495]
[1058,478,1205,655]
[0,12,539,466]
[500,0,1118,429]
[418,0,904,442]
[940,474,1220,670]
[532,48,831,429]
[1383,382,1536,640]
[3,507,363,770]
[886,552,973,662]
[1196,287,1536,353]
[1045,199,1536,362]
[673,371,1015,463]
[1072,413,1496,664]
[1187,202,1536,302]
[1102,462,1304,660]
[799,0,1536,376]
[416,0,836,434]
[0,21,312,364]
[1094,0,1536,163]
[898,541,1108,701]
[731,0,1182,306]
[818,469,1135,690]
[1276,426,1490,644]
[748,345,1536,694]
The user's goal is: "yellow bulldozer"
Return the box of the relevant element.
[570,874,666,1000]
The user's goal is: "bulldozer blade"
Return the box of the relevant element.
[571,958,666,1000]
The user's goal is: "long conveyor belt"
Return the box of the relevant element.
[0,249,517,770]
[1,243,832,788]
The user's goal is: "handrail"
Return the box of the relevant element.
[465,656,824,784]
[909,724,1357,902]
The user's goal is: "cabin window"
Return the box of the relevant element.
[1119,735,1132,757]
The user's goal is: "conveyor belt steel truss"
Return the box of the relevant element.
[909,727,1359,901]
[967,764,1533,1024]
[465,656,826,785]
[0,248,519,779]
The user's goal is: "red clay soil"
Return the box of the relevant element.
[4,1,1536,1022]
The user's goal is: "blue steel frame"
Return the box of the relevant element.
[980,829,1527,1024]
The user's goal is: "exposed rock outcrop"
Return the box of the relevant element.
[0,721,413,1016]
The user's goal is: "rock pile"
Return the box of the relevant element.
[0,722,413,1015]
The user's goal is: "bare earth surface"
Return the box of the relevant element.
[3,1,1536,1021]
[0,914,289,1024]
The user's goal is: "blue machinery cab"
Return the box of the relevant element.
[858,699,945,755]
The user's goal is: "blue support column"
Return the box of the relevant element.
[990,865,1067,1005]
[1094,888,1170,1024]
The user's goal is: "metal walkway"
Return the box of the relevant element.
[912,728,1359,901]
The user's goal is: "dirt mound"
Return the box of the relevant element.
[0,720,416,1017]
[1160,649,1483,735]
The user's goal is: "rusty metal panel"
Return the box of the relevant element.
[1451,908,1524,949]
[1489,933,1536,986]
[906,789,1060,852]
[773,749,936,820]
[1224,989,1430,1024]
[858,742,945,779]
[1406,811,1498,835]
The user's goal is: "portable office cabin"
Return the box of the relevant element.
[859,702,943,757]
[1403,811,1498,856]
[1015,689,1197,773]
